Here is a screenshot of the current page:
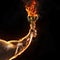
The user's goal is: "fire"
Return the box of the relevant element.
[25,0,38,17]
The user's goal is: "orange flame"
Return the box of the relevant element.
[25,0,39,17]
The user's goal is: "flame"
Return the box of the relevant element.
[25,0,38,17]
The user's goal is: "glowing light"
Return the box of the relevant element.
[25,0,39,17]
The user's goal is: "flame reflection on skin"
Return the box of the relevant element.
[0,0,39,60]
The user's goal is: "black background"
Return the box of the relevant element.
[0,0,56,60]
